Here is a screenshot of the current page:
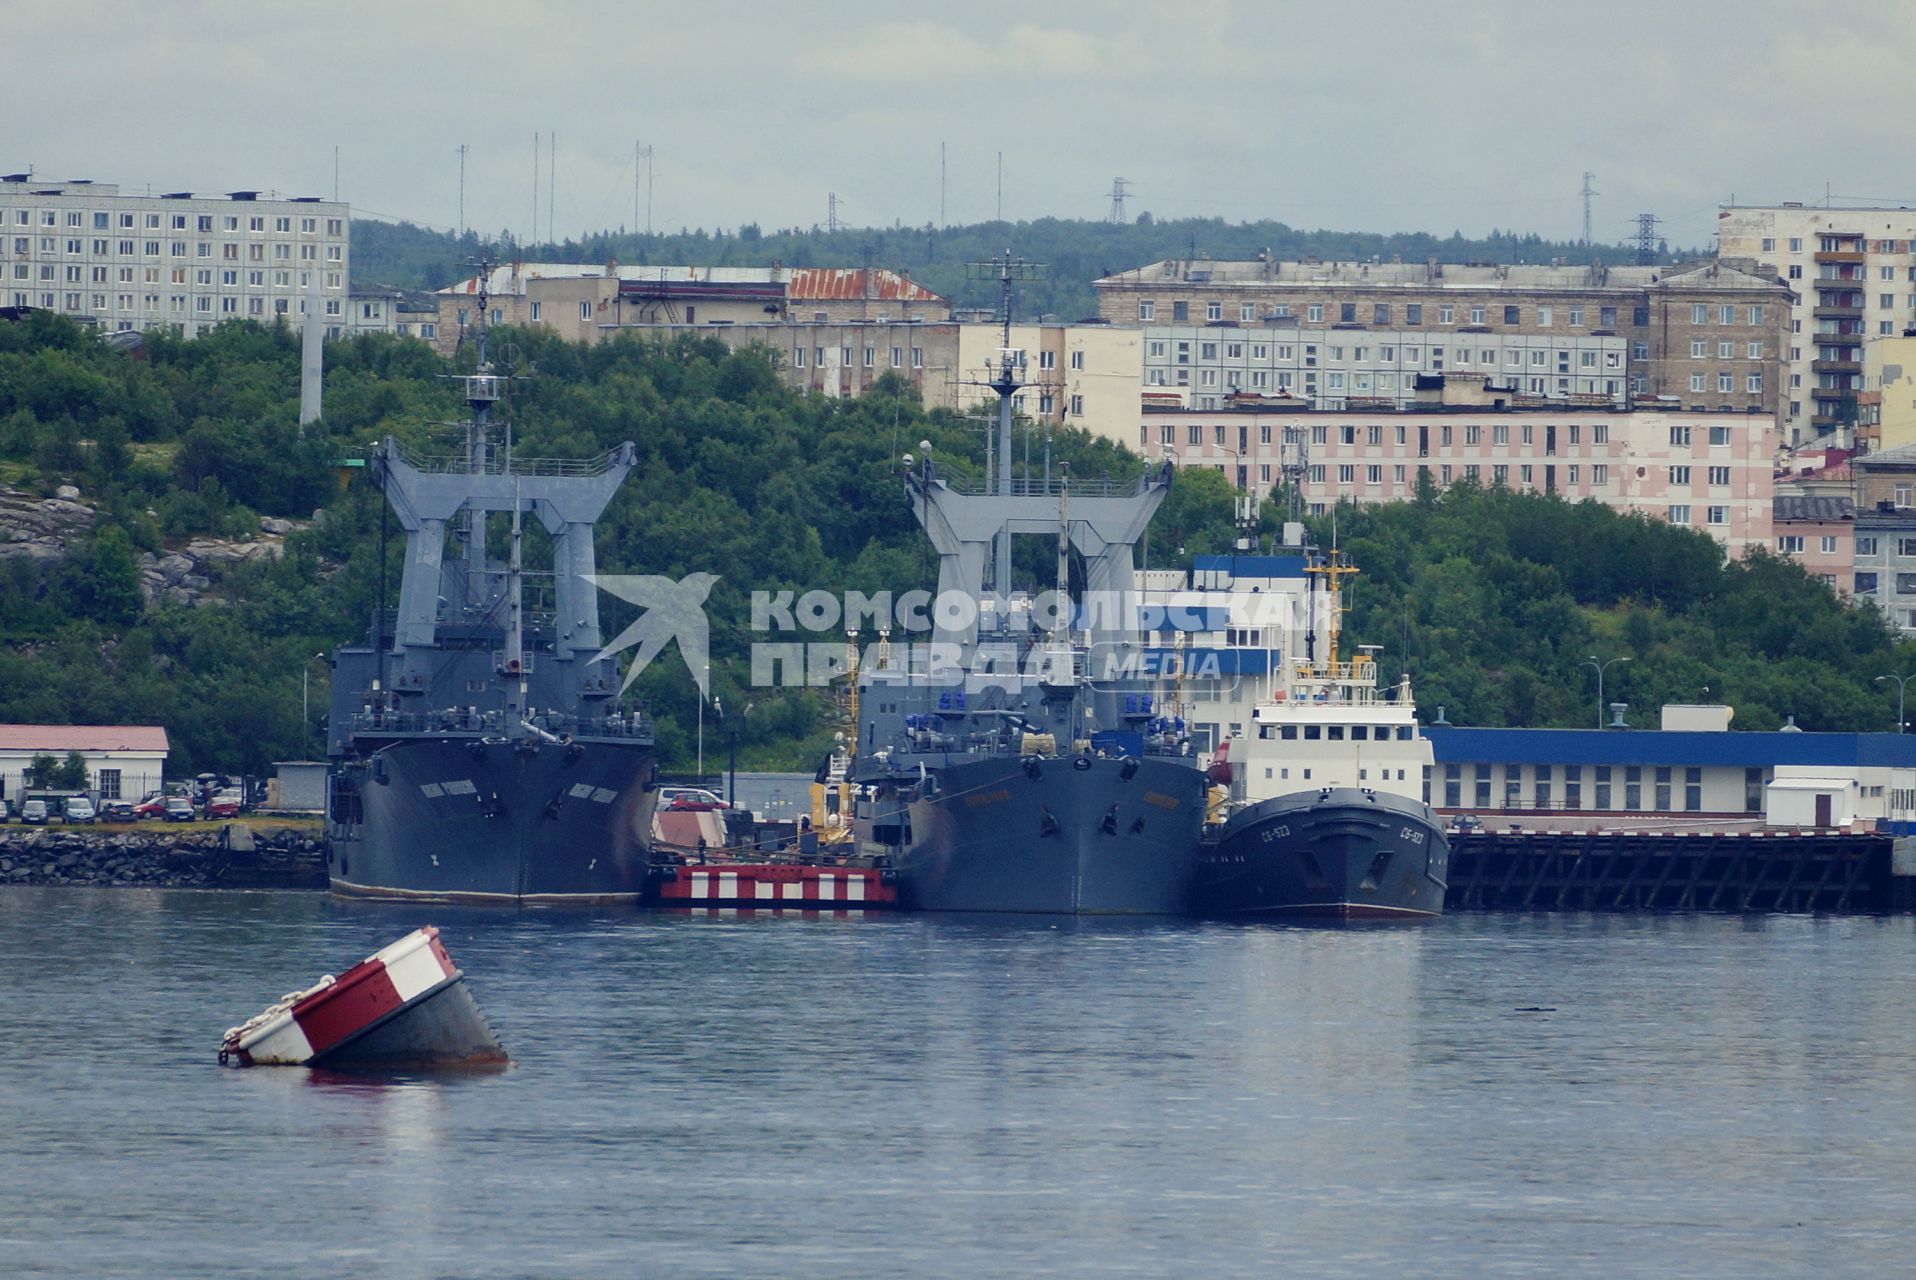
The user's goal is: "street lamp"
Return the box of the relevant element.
[1578,654,1630,729]
[302,652,327,751]
[1877,673,1913,733]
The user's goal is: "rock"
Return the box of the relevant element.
[55,485,81,501]
[260,517,293,535]
[0,488,96,563]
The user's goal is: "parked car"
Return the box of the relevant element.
[100,798,136,822]
[0,798,10,822]
[163,796,196,823]
[205,791,241,820]
[61,796,98,825]
[659,787,730,811]
[21,799,50,825]
[133,791,169,820]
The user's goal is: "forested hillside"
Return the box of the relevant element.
[0,313,1905,779]
[353,215,1665,320]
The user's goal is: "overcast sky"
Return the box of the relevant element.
[11,1,1914,253]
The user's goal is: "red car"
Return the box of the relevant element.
[205,791,241,819]
[132,791,170,820]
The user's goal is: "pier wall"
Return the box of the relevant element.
[0,826,325,888]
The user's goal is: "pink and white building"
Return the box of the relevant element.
[1138,392,1776,552]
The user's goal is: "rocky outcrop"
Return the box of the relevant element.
[0,825,326,887]
[0,488,95,562]
[139,536,285,604]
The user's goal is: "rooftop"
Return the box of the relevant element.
[0,725,170,754]
[441,262,946,305]
[1427,725,1916,770]
[1096,258,1785,295]
[1773,494,1856,523]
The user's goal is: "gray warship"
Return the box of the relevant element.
[323,305,657,905]
[848,259,1207,913]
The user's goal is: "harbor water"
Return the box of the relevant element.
[5,889,1916,1277]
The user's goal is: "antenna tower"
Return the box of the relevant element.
[1107,177,1131,224]
[1634,212,1661,265]
[828,191,843,234]
[457,144,468,239]
[636,144,654,238]
[1580,171,1598,245]
[964,251,1049,596]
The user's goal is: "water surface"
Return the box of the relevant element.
[2,889,1912,1277]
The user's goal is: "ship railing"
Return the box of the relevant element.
[392,442,629,478]
[345,709,653,739]
[938,474,1138,498]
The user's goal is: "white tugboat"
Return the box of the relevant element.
[1197,552,1449,918]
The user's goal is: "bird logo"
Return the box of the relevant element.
[586,572,720,694]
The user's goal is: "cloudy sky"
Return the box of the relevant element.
[10,1,1913,251]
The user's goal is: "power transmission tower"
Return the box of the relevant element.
[1580,171,1598,245]
[1634,213,1661,265]
[828,192,843,234]
[1107,177,1131,224]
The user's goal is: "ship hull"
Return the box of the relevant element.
[893,755,1206,915]
[1199,787,1448,918]
[327,737,658,906]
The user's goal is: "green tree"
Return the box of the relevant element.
[54,751,89,790]
[25,753,58,789]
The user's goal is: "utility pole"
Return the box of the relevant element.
[940,141,947,230]
[547,131,556,247]
[457,144,468,240]
[1580,171,1597,245]
[531,132,540,247]
[997,151,1003,223]
[638,145,654,238]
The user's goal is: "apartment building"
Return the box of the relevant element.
[1094,256,1790,426]
[0,173,348,337]
[1137,387,1774,552]
[1141,324,1630,409]
[1717,205,1916,448]
[434,262,950,352]
[949,322,1142,441]
[1771,494,1855,594]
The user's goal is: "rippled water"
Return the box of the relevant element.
[4,889,1915,1277]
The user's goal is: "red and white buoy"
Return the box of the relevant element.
[219,926,506,1069]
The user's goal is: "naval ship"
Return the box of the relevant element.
[323,300,658,905]
[847,257,1207,913]
[1197,551,1449,919]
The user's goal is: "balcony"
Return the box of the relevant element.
[1811,384,1858,400]
[1814,276,1864,292]
[1813,304,1864,320]
[1813,359,1863,376]
[1818,329,1864,346]
[1814,249,1866,265]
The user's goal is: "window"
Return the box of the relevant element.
[1819,535,1838,555]
[1207,301,1222,321]
[1406,303,1422,324]
[1439,305,1455,324]
[1718,372,1734,393]
[1749,305,1764,324]
[1857,572,1881,594]
[1373,303,1390,324]
[1707,506,1727,525]
[1069,395,1083,416]
[1070,350,1083,370]
[1537,305,1553,326]
[1707,465,1731,485]
[1308,304,1324,323]
[1625,766,1642,810]
[793,346,806,368]
[1668,505,1691,525]
[1503,305,1519,325]
[1778,535,1805,553]
[1748,373,1762,393]
[1669,425,1692,447]
[1240,303,1254,322]
[1138,300,1154,321]
[1690,373,1707,393]
[1857,536,1879,557]
[98,769,121,800]
[891,346,903,368]
[1900,537,1916,557]
[911,346,923,368]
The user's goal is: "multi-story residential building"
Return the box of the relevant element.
[1844,444,1916,630]
[0,173,348,337]
[345,286,439,341]
[950,322,1142,441]
[1094,255,1790,426]
[1864,334,1916,451]
[1771,494,1854,594]
[1141,324,1630,409]
[1135,381,1774,552]
[1716,205,1916,447]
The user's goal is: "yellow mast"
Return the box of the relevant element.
[1304,549,1361,675]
